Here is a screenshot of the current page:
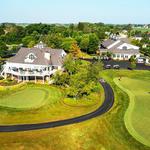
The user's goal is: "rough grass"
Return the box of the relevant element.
[0,70,150,150]
[114,77,150,147]
[0,83,102,125]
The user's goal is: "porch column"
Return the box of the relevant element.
[26,76,29,82]
[11,74,13,80]
[23,76,25,83]
[18,76,20,83]
[4,73,7,79]
[43,76,45,84]
[35,76,37,83]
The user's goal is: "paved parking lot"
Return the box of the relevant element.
[103,60,150,70]
[80,58,150,70]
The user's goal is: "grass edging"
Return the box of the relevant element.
[113,78,150,147]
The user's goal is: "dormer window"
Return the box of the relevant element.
[24,53,37,63]
[123,46,127,50]
[29,54,35,60]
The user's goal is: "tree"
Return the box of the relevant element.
[141,47,150,57]
[28,41,36,48]
[22,36,36,47]
[70,43,82,58]
[61,38,76,52]
[88,33,99,54]
[129,55,137,69]
[4,25,25,44]
[53,71,69,86]
[87,61,103,82]
[44,33,63,48]
[129,55,136,63]
[78,22,85,31]
[79,35,89,52]
[0,42,8,57]
[63,54,77,75]
[0,27,5,35]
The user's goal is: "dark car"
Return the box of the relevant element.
[113,65,120,69]
[105,65,111,69]
[127,67,133,70]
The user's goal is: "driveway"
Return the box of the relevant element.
[0,80,114,132]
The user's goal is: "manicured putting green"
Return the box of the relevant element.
[114,77,150,147]
[0,86,60,109]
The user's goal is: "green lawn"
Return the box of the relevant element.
[0,83,102,125]
[0,86,58,109]
[0,70,150,150]
[0,87,46,108]
[114,77,150,147]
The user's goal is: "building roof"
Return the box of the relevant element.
[8,47,66,66]
[100,38,140,55]
[102,39,115,48]
[100,48,139,54]
[102,38,131,48]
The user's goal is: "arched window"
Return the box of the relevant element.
[29,54,35,60]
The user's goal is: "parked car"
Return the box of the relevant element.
[113,65,120,69]
[127,67,133,70]
[105,65,111,69]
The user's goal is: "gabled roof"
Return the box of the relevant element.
[102,38,131,49]
[102,39,115,48]
[100,38,140,54]
[8,47,66,66]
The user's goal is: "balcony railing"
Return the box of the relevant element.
[3,68,57,77]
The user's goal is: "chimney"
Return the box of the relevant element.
[44,52,51,60]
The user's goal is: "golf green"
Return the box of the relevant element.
[114,77,150,147]
[0,86,59,109]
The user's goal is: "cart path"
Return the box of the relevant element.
[0,80,114,132]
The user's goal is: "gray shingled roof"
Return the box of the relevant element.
[8,47,65,66]
[102,38,131,49]
[100,38,139,54]
[102,39,115,48]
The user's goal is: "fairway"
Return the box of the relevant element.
[114,77,150,147]
[0,86,59,109]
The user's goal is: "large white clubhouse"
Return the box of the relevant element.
[1,42,66,83]
[99,37,140,60]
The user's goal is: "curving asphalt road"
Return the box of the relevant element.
[0,80,114,132]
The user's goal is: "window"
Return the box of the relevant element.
[24,53,37,63]
[121,54,124,58]
[117,54,120,58]
[122,46,127,50]
[29,54,35,60]
[113,54,116,58]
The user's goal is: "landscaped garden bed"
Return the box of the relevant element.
[0,78,18,86]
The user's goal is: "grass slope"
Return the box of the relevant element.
[0,87,49,109]
[114,77,150,147]
[0,83,103,125]
[0,70,150,150]
[0,84,62,109]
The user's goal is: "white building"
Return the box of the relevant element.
[1,42,67,83]
[99,38,140,60]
